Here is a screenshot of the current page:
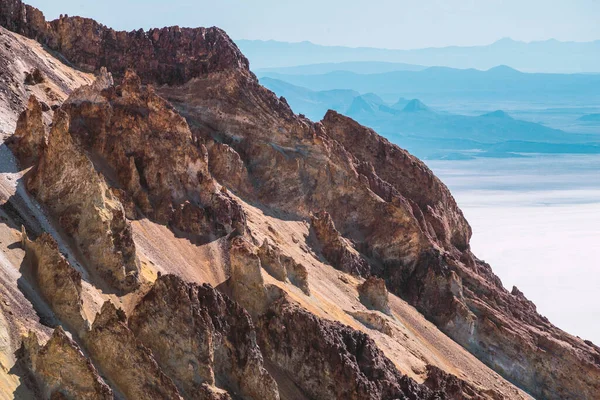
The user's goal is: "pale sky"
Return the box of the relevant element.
[25,0,600,49]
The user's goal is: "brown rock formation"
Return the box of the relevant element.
[257,296,436,400]
[129,274,279,400]
[257,239,288,282]
[424,365,493,400]
[280,255,311,296]
[84,301,183,400]
[61,68,246,239]
[348,311,394,336]
[16,327,112,400]
[25,109,140,292]
[20,229,87,334]
[358,276,391,315]
[310,211,370,276]
[228,236,269,316]
[321,110,472,251]
[5,95,46,166]
[0,0,248,84]
[258,239,311,295]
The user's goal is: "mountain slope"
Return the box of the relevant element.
[0,2,599,400]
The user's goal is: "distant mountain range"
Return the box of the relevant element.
[258,66,600,105]
[255,61,427,75]
[261,77,600,159]
[238,38,600,73]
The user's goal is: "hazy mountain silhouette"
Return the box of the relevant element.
[255,61,427,75]
[238,38,600,73]
[258,66,600,104]
[260,77,600,159]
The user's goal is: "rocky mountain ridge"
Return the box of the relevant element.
[0,1,598,399]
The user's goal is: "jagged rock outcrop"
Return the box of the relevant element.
[257,239,288,282]
[424,365,491,400]
[258,239,311,295]
[358,276,391,315]
[5,95,45,166]
[228,236,270,316]
[310,211,370,276]
[84,301,183,400]
[20,230,87,334]
[0,0,248,84]
[129,274,279,400]
[16,327,112,400]
[321,110,471,251]
[258,297,436,400]
[348,311,393,336]
[280,254,311,296]
[61,68,246,239]
[24,109,140,292]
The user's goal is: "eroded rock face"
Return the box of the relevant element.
[424,365,493,400]
[0,0,249,84]
[228,236,269,316]
[258,297,436,400]
[310,211,370,277]
[257,239,288,282]
[16,327,112,400]
[25,109,140,292]
[348,311,393,337]
[129,274,279,400]
[84,301,183,400]
[62,69,246,239]
[358,276,391,315]
[258,239,311,295]
[321,110,471,251]
[5,95,46,166]
[20,230,87,334]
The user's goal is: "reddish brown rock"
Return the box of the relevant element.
[5,95,46,166]
[129,274,279,400]
[0,0,248,85]
[84,301,182,400]
[357,276,391,315]
[25,109,140,292]
[16,327,112,400]
[258,296,436,400]
[20,230,87,334]
[321,110,471,251]
[310,211,370,276]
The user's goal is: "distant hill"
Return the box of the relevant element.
[578,113,600,122]
[254,61,427,75]
[259,66,600,104]
[260,77,600,159]
[237,38,600,73]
